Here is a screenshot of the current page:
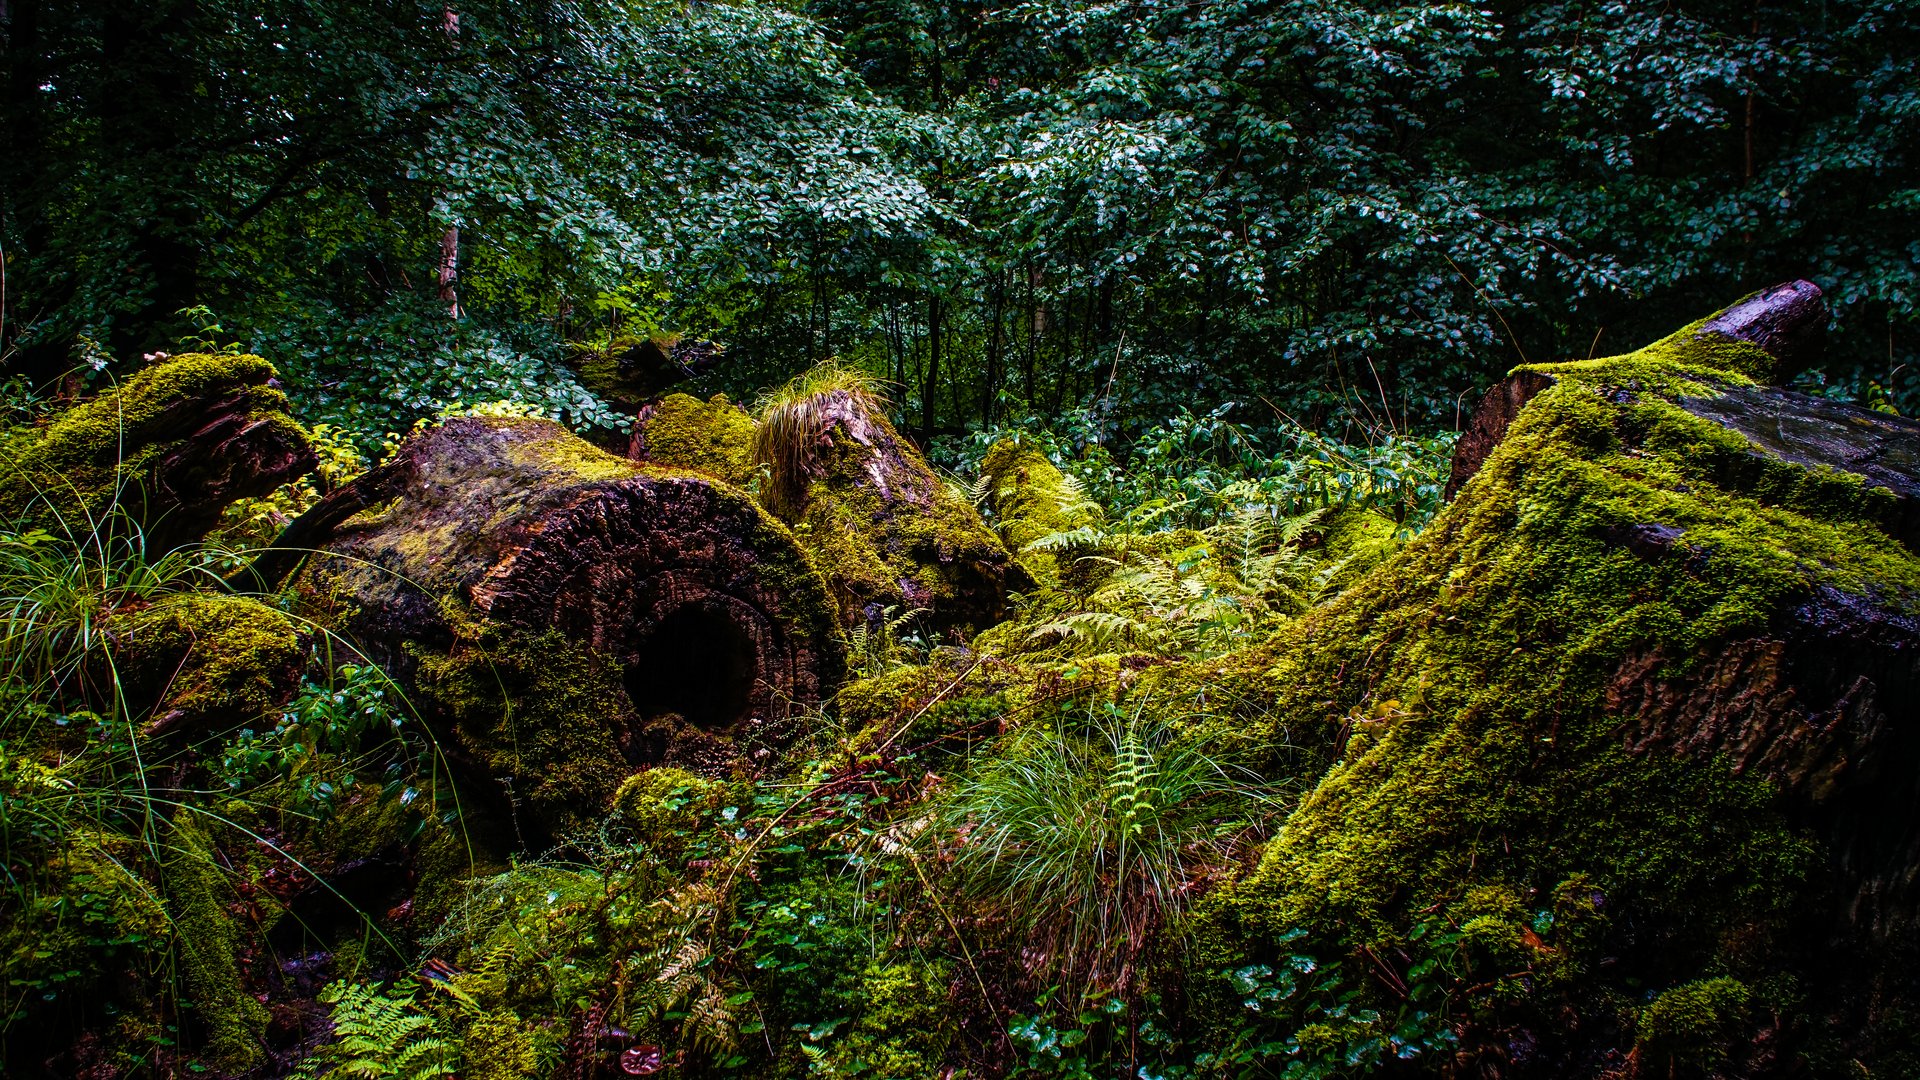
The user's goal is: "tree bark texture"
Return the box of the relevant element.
[286,416,846,830]
[1447,280,1831,498]
[1443,279,1920,933]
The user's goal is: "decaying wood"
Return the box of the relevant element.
[1611,585,1920,935]
[0,353,315,551]
[756,383,1024,634]
[280,416,845,797]
[1445,279,1830,498]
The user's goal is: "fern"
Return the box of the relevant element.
[932,706,1283,993]
[634,881,747,1055]
[296,982,458,1080]
[847,604,929,678]
[1021,505,1338,658]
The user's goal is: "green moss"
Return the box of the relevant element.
[1636,976,1753,1064]
[1192,305,1920,1063]
[0,825,170,1009]
[166,814,269,1072]
[638,393,757,486]
[794,447,1010,630]
[414,629,635,835]
[114,593,307,734]
[751,377,1013,631]
[460,1009,553,1080]
[611,767,738,859]
[0,353,310,535]
[1313,507,1401,593]
[977,438,1102,587]
[978,439,1095,541]
[569,332,681,410]
[812,961,955,1078]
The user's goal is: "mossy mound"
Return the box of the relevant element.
[0,353,314,549]
[633,392,757,487]
[977,438,1101,586]
[755,376,1021,635]
[1196,294,1920,1073]
[112,592,308,739]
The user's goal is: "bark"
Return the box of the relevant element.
[758,386,1024,635]
[0,352,315,551]
[1443,277,1920,933]
[279,417,845,823]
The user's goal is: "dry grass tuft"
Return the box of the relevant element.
[750,362,889,516]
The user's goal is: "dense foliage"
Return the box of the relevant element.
[4,2,1920,1078]
[4,0,1918,441]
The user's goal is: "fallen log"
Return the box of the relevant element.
[284,415,846,833]
[1206,283,1920,1075]
[0,353,315,549]
[1446,280,1829,498]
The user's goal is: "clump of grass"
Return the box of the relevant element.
[933,705,1283,995]
[0,505,213,717]
[750,362,888,516]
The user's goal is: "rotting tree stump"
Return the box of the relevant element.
[0,353,314,550]
[756,381,1024,635]
[1446,280,1829,498]
[266,416,845,833]
[1207,283,1920,1075]
[1442,281,1920,932]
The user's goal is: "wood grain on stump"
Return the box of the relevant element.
[1446,280,1830,498]
[278,416,845,830]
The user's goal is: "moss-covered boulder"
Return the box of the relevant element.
[754,371,1022,634]
[287,415,845,837]
[976,438,1101,587]
[111,592,309,739]
[1199,282,1920,1075]
[0,353,314,549]
[632,392,757,486]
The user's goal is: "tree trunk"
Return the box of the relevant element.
[0,352,315,551]
[1436,278,1920,931]
[1447,279,1830,497]
[922,292,942,444]
[281,416,846,834]
[755,382,1023,636]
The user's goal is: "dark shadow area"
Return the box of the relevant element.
[623,603,757,730]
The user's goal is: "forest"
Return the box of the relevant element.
[2,1,1919,1077]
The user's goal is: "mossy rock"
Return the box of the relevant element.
[633,392,757,487]
[0,353,314,549]
[111,592,308,739]
[1196,284,1920,1072]
[291,416,845,838]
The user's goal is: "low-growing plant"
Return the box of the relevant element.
[295,981,459,1080]
[933,705,1284,995]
